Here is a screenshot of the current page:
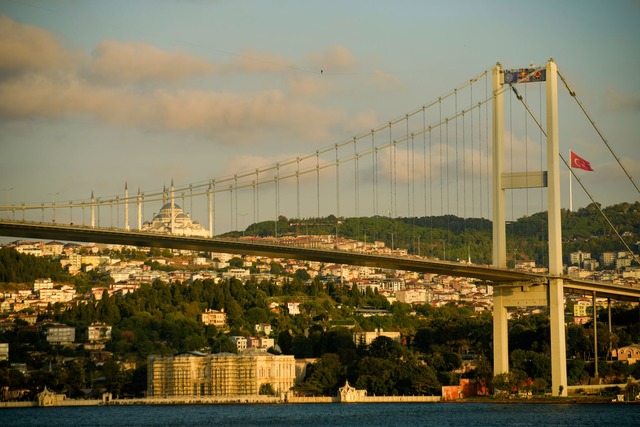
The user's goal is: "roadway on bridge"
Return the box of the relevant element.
[1,220,638,301]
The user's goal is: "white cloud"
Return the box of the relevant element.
[88,40,215,83]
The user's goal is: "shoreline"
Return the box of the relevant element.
[0,394,633,408]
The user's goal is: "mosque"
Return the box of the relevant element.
[141,202,209,237]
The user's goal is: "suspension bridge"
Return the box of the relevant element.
[1,59,639,396]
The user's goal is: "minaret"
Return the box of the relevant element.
[207,183,213,238]
[90,191,95,228]
[137,188,142,230]
[124,182,129,231]
[163,184,167,205]
[170,179,175,234]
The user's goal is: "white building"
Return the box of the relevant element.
[396,288,430,305]
[46,324,75,345]
[286,302,301,316]
[231,336,247,352]
[88,323,112,342]
[353,329,402,347]
[255,323,273,336]
[33,278,54,292]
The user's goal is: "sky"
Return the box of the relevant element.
[1,0,639,234]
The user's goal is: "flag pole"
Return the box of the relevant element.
[569,150,573,212]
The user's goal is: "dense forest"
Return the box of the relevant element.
[0,247,68,283]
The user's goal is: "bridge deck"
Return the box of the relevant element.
[1,220,638,300]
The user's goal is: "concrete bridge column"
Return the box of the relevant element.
[549,278,567,396]
[493,287,509,377]
[546,59,567,397]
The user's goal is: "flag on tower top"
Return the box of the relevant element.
[570,151,594,171]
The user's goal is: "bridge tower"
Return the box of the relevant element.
[492,59,567,396]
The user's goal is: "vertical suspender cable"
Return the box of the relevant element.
[316,151,320,221]
[276,163,280,237]
[393,139,397,219]
[478,100,483,219]
[252,179,256,226]
[470,82,475,219]
[446,118,450,228]
[354,137,360,238]
[509,88,514,221]
[406,114,410,219]
[296,157,300,220]
[462,108,467,247]
[422,107,427,220]
[372,130,377,217]
[539,83,544,213]
[255,171,259,223]
[524,85,530,219]
[485,76,490,227]
[439,100,443,216]
[372,131,378,240]
[229,186,233,232]
[429,125,433,256]
[212,181,216,236]
[411,132,416,250]
[389,123,393,218]
[335,144,340,218]
[455,89,459,217]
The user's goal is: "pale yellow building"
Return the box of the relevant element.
[147,352,296,397]
[200,308,227,327]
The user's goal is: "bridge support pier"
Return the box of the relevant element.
[492,287,509,376]
[549,278,567,396]
[493,282,567,396]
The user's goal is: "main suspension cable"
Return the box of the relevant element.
[557,68,640,196]
[511,85,640,264]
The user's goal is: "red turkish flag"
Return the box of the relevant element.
[570,151,594,171]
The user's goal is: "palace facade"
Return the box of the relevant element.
[147,352,296,397]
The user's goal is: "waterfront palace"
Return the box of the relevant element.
[147,351,296,397]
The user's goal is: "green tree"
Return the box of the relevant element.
[368,336,406,360]
[296,353,343,396]
[278,330,293,355]
[259,383,276,395]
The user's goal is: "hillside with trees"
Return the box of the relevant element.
[2,272,640,399]
[230,201,640,267]
[0,201,638,399]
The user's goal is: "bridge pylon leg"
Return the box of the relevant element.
[549,278,567,396]
[493,287,509,378]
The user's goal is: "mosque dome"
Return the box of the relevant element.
[141,200,208,237]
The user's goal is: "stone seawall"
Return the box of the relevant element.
[359,396,440,403]
[0,401,37,408]
[0,394,441,408]
[286,396,337,403]
[111,396,283,405]
[286,395,440,404]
